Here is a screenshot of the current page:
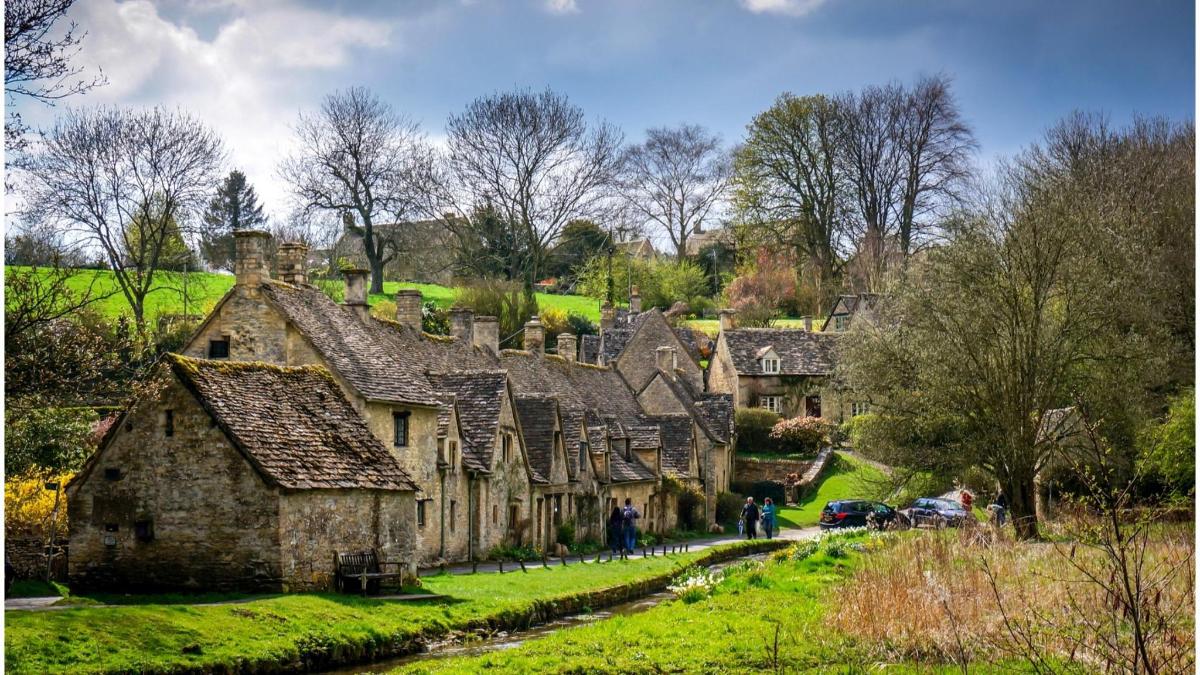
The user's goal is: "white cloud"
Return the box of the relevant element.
[738,0,827,17]
[544,0,579,15]
[42,0,398,220]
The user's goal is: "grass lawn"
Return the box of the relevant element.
[7,580,69,599]
[6,267,603,323]
[774,452,890,529]
[684,317,814,336]
[4,540,776,674]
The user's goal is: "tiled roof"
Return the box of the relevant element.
[643,414,694,476]
[169,355,416,491]
[514,395,561,485]
[600,310,654,362]
[429,371,509,472]
[608,447,657,483]
[435,397,454,440]
[721,328,839,376]
[499,352,644,428]
[695,394,734,444]
[260,282,439,405]
[626,425,661,451]
[673,327,707,363]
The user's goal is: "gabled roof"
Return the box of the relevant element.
[608,448,657,483]
[259,282,439,406]
[626,425,661,451]
[721,328,839,377]
[694,394,734,444]
[643,414,695,476]
[169,355,416,491]
[428,371,509,472]
[513,395,563,485]
[821,293,882,331]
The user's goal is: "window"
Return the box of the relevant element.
[760,396,782,414]
[834,315,848,332]
[492,504,499,525]
[207,338,230,359]
[134,520,154,543]
[449,440,458,467]
[417,500,426,528]
[508,505,519,530]
[450,500,457,532]
[393,411,410,447]
[852,401,870,417]
[104,468,122,481]
[762,357,780,374]
[502,434,512,462]
[164,410,174,437]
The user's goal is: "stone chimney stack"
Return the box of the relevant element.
[656,346,677,377]
[473,315,499,353]
[523,316,545,355]
[395,289,422,329]
[275,242,308,286]
[234,230,271,288]
[342,268,370,320]
[557,333,577,362]
[804,316,813,332]
[449,308,474,343]
[600,302,616,332]
[718,309,738,332]
[629,285,642,314]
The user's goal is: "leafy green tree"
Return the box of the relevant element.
[199,170,268,271]
[452,203,530,281]
[1137,389,1195,497]
[548,219,610,286]
[576,254,710,312]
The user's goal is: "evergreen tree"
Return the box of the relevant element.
[200,170,267,271]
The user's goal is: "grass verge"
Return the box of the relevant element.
[774,451,889,529]
[5,540,782,674]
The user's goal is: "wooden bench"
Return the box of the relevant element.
[334,550,406,595]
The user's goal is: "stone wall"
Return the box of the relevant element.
[6,537,66,581]
[615,315,703,393]
[476,401,532,556]
[184,289,292,364]
[733,456,813,484]
[67,378,283,592]
[278,488,416,591]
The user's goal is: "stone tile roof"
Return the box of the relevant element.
[721,328,839,376]
[429,371,509,472]
[643,414,695,476]
[580,334,600,365]
[435,397,454,440]
[514,395,561,485]
[169,355,416,491]
[626,425,661,451]
[260,282,439,406]
[600,311,653,362]
[585,425,608,452]
[673,327,707,363]
[499,353,644,427]
[695,394,734,444]
[608,447,657,483]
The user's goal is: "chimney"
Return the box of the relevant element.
[557,333,577,362]
[473,315,499,353]
[449,308,474,343]
[342,268,369,320]
[233,230,271,288]
[656,346,677,376]
[395,289,422,329]
[718,309,738,332]
[804,316,813,332]
[600,302,615,332]
[523,316,545,355]
[629,285,641,314]
[275,241,308,286]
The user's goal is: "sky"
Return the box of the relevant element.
[11,0,1196,225]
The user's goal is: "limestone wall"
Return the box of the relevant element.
[616,316,703,393]
[67,379,283,592]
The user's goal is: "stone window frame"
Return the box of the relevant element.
[761,356,780,374]
[416,500,427,528]
[834,315,849,332]
[492,504,499,525]
[851,401,870,417]
[501,433,513,462]
[760,396,782,414]
[207,337,230,359]
[449,439,458,467]
[393,411,410,448]
[449,500,457,532]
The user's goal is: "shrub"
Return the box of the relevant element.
[676,486,706,531]
[1138,388,1195,497]
[735,408,782,453]
[715,491,744,528]
[486,544,539,561]
[457,279,537,348]
[668,565,720,604]
[556,520,576,547]
[730,480,787,506]
[5,471,73,539]
[769,416,834,456]
[577,255,714,310]
[422,301,449,335]
[724,248,799,325]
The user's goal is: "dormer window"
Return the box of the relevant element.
[834,315,848,332]
[762,357,780,374]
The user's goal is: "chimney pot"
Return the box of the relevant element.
[718,309,738,332]
[473,315,499,353]
[804,316,813,332]
[233,230,272,288]
[449,308,474,343]
[557,333,577,362]
[275,241,308,286]
[395,289,422,329]
[629,286,641,314]
[524,316,545,355]
[342,268,370,320]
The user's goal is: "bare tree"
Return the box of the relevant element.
[23,106,225,329]
[445,87,623,293]
[5,0,106,155]
[618,124,731,260]
[895,75,976,256]
[733,93,847,308]
[280,86,440,293]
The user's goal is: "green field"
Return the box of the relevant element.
[6,267,603,323]
[684,317,815,336]
[774,452,890,529]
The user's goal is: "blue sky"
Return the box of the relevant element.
[18,0,1195,219]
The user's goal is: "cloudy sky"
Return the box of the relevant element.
[14,0,1194,221]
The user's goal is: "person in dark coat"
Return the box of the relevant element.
[607,506,624,555]
[741,497,760,540]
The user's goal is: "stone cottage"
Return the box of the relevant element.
[66,356,417,592]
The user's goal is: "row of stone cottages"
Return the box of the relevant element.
[66,232,742,592]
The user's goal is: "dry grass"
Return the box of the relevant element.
[831,520,1195,672]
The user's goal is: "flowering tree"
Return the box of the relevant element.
[770,416,834,456]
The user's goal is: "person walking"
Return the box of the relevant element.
[990,491,1008,527]
[741,497,759,540]
[621,498,641,553]
[607,505,624,556]
[761,497,776,539]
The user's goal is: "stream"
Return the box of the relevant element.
[324,554,768,674]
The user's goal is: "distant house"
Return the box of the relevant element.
[614,238,658,261]
[821,293,882,333]
[684,225,735,258]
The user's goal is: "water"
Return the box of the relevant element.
[323,553,767,674]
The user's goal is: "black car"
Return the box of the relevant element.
[819,500,904,530]
[902,497,972,528]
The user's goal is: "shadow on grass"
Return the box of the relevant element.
[45,584,446,608]
[7,580,69,599]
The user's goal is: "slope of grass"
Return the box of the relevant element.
[775,452,889,529]
[6,267,602,323]
[684,317,814,336]
[4,540,776,674]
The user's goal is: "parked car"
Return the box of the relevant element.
[819,500,906,530]
[902,497,973,528]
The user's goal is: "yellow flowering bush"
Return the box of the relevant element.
[5,471,72,539]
